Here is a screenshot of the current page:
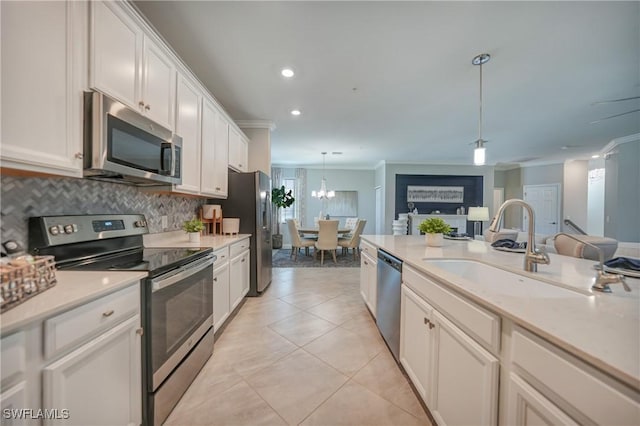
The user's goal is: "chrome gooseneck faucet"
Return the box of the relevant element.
[553,232,630,293]
[487,199,550,272]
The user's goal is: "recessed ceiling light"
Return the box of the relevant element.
[291,109,301,116]
[592,154,600,158]
[281,68,294,78]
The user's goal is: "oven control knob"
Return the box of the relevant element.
[49,226,60,236]
[64,225,74,234]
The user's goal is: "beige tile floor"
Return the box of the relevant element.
[165,268,431,426]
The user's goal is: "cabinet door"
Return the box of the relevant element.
[506,373,578,426]
[175,74,201,194]
[228,127,246,171]
[239,136,249,172]
[42,316,142,426]
[359,255,371,302]
[213,110,230,197]
[366,257,377,318]
[141,37,175,130]
[400,285,433,403]
[241,250,250,296]
[90,0,141,108]
[0,382,28,426]
[229,254,244,311]
[431,310,499,426]
[1,0,85,177]
[213,263,230,332]
[200,98,218,196]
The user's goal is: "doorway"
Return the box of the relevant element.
[523,184,560,235]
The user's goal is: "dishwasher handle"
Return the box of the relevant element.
[378,250,402,272]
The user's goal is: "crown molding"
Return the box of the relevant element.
[235,120,276,131]
[601,132,640,155]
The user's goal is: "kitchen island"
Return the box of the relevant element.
[361,234,639,425]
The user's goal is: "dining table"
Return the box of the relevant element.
[298,227,351,236]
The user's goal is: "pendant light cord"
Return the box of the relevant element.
[479,61,483,143]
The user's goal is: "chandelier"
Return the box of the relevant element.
[311,152,335,199]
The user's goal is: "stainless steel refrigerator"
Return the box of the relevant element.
[220,170,272,295]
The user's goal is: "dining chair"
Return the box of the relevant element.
[343,217,359,238]
[287,219,315,261]
[314,220,339,265]
[338,219,367,259]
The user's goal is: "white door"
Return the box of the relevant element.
[431,310,499,426]
[175,74,202,194]
[375,186,383,234]
[399,286,433,404]
[42,316,142,426]
[213,263,230,332]
[523,184,560,235]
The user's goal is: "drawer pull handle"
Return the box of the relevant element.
[136,328,144,336]
[213,277,218,282]
[102,309,115,317]
[424,317,428,325]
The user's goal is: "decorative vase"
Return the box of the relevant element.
[425,233,444,247]
[188,232,201,243]
[272,234,283,249]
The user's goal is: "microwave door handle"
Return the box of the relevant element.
[151,254,214,292]
[170,141,176,177]
[160,143,171,175]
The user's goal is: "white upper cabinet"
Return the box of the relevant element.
[0,0,86,177]
[200,98,229,198]
[175,73,202,194]
[90,1,141,109]
[141,37,176,130]
[228,127,248,172]
[90,1,175,130]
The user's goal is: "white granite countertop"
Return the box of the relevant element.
[143,230,251,249]
[1,270,147,336]
[361,234,640,391]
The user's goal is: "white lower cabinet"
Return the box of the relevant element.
[359,252,377,316]
[400,285,433,402]
[0,281,142,426]
[213,261,230,332]
[42,315,141,426]
[229,249,250,311]
[400,283,499,426]
[506,373,578,426]
[430,310,499,426]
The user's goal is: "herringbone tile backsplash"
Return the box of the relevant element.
[1,176,204,245]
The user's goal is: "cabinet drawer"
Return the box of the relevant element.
[360,240,377,258]
[1,331,26,387]
[213,246,229,265]
[403,265,500,353]
[230,238,250,257]
[44,284,139,359]
[511,327,640,425]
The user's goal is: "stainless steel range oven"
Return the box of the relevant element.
[29,214,215,426]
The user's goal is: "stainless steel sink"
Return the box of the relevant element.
[422,258,591,297]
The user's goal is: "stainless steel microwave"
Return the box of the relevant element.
[83,91,182,186]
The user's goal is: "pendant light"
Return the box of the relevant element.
[311,152,335,199]
[472,53,490,166]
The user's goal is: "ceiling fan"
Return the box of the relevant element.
[590,95,640,124]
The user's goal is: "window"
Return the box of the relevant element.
[281,178,296,222]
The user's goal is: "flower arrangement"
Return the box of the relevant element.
[183,218,205,233]
[418,217,451,235]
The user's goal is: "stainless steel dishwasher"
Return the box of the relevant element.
[376,249,403,361]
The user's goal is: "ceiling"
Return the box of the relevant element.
[133,1,640,169]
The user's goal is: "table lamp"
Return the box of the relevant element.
[467,207,490,239]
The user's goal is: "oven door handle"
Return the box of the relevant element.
[151,254,215,292]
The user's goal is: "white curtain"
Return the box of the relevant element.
[271,167,283,233]
[295,168,307,227]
